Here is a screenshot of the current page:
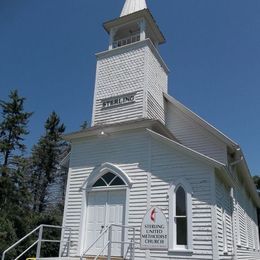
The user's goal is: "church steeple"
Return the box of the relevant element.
[91,0,169,126]
[120,0,147,17]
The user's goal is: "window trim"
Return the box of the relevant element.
[92,172,126,188]
[78,162,132,255]
[169,178,193,252]
[80,162,133,192]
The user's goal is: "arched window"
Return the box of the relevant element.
[176,186,187,246]
[169,179,193,252]
[92,172,125,187]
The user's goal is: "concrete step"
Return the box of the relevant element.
[38,256,124,260]
[84,256,123,260]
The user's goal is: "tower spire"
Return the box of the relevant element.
[120,0,147,17]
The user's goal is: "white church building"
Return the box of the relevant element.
[61,0,260,259]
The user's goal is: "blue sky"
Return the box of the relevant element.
[0,0,260,175]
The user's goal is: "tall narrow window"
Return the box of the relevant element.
[176,186,187,246]
[169,179,193,252]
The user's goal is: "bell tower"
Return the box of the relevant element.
[92,0,169,126]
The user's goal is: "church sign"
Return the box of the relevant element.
[140,207,168,249]
[102,92,136,109]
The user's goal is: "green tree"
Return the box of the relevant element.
[0,90,32,176]
[0,90,32,259]
[80,120,88,130]
[253,175,260,191]
[31,111,66,213]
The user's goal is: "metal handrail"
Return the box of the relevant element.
[14,240,39,260]
[2,225,42,260]
[1,224,71,260]
[80,225,110,259]
[94,241,110,260]
[81,224,136,260]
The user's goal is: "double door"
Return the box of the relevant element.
[85,190,126,256]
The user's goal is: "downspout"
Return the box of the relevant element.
[229,156,243,167]
[226,146,243,260]
[222,166,237,260]
[230,186,237,260]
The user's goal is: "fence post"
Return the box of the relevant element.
[107,225,112,260]
[36,225,43,259]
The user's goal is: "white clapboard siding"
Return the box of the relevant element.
[62,130,150,258]
[92,39,169,127]
[145,45,168,124]
[149,136,215,260]
[165,100,228,164]
[232,173,260,260]
[61,125,260,259]
[61,127,226,259]
[93,43,146,126]
[215,175,233,259]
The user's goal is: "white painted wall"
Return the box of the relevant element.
[62,130,150,257]
[232,169,260,260]
[145,45,168,124]
[61,128,224,259]
[149,136,215,260]
[92,43,146,126]
[213,169,260,260]
[215,174,233,259]
[92,40,168,126]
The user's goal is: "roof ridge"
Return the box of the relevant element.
[120,0,147,17]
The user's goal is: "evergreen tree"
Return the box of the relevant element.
[253,175,260,191]
[31,112,66,213]
[0,90,32,259]
[0,90,32,176]
[80,120,88,130]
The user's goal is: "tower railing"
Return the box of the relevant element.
[1,224,71,260]
[113,34,140,49]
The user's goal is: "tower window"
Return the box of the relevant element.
[113,33,140,49]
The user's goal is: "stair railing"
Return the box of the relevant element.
[1,224,71,260]
[93,241,110,260]
[80,225,110,260]
[81,224,136,260]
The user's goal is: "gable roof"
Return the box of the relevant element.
[164,93,238,150]
[164,93,260,207]
[146,128,235,186]
[147,128,226,169]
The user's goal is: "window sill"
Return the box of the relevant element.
[168,249,193,255]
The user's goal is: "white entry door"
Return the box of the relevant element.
[86,190,126,256]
